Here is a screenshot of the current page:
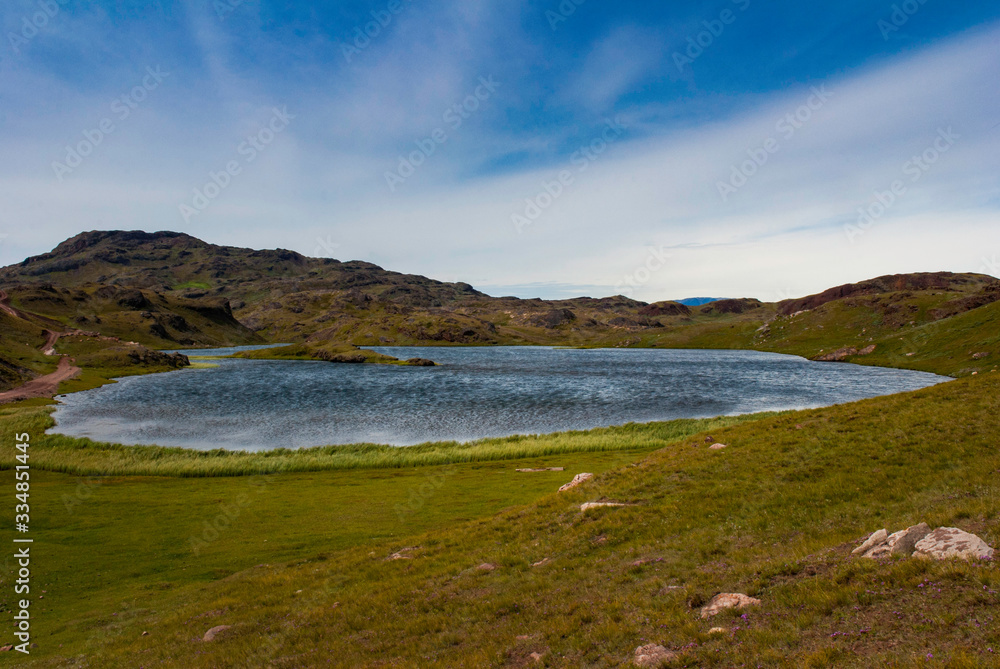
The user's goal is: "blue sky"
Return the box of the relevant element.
[1,0,999,300]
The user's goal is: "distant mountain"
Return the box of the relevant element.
[675,297,726,306]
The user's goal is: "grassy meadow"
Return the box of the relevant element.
[0,372,998,666]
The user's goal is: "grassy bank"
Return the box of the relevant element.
[5,373,997,667]
[232,343,431,365]
[0,404,767,476]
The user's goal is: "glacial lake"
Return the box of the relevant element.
[49,346,949,451]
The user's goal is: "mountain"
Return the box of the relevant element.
[1,230,998,392]
[675,297,726,306]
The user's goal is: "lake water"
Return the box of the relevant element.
[49,346,948,451]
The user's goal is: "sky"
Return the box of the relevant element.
[1,0,999,302]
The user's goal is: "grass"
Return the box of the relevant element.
[0,404,768,476]
[4,372,998,667]
[232,343,413,365]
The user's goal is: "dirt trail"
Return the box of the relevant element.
[0,288,81,403]
[0,356,80,403]
[0,289,18,318]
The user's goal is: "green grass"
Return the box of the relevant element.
[232,343,410,365]
[172,281,212,291]
[4,373,998,667]
[0,404,768,476]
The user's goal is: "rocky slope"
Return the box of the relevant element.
[1,230,998,388]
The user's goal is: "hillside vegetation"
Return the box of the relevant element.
[2,231,998,395]
[4,374,997,667]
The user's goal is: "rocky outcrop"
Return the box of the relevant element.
[638,301,691,317]
[853,525,993,560]
[633,644,677,667]
[700,298,762,315]
[913,528,995,560]
[813,344,876,362]
[853,524,931,558]
[700,593,761,619]
[405,358,436,366]
[559,473,593,491]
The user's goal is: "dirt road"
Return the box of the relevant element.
[0,289,80,403]
[0,356,81,403]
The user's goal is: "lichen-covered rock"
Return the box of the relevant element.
[699,593,761,619]
[913,528,995,560]
[633,644,677,667]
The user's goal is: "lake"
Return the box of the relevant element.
[49,346,948,450]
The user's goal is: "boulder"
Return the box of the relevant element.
[708,443,728,450]
[405,358,436,366]
[890,523,932,556]
[851,529,888,556]
[857,524,932,558]
[559,473,594,492]
[633,644,677,667]
[203,625,232,642]
[913,528,995,560]
[700,593,761,619]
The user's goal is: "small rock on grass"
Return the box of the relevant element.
[708,443,728,450]
[203,625,232,642]
[531,558,551,568]
[559,472,593,491]
[477,563,496,572]
[708,627,726,635]
[700,593,761,619]
[580,502,625,512]
[633,644,677,667]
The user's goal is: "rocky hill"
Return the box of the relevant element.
[1,231,998,391]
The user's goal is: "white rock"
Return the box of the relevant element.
[700,593,761,619]
[559,473,594,491]
[913,527,995,560]
[580,502,625,512]
[633,644,677,667]
[851,529,888,556]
